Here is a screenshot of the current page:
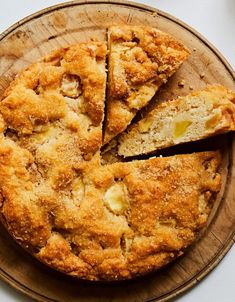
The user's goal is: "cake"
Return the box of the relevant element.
[0,28,229,281]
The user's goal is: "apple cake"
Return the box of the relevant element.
[0,27,231,281]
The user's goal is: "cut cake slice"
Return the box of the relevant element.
[118,85,235,157]
[104,25,190,144]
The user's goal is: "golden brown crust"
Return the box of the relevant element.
[0,138,51,250]
[118,85,235,157]
[0,42,107,278]
[104,25,190,143]
[0,43,107,157]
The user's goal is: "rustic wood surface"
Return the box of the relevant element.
[0,1,234,301]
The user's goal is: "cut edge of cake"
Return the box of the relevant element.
[118,85,235,157]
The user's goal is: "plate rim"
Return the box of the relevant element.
[0,1,234,302]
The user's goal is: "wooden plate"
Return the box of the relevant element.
[0,1,234,301]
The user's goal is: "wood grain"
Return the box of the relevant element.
[0,1,234,302]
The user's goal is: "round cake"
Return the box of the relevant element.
[0,26,229,281]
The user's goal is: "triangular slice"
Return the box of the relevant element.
[118,85,235,157]
[104,25,190,144]
[38,151,221,280]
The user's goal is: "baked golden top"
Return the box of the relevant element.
[118,85,235,157]
[0,141,221,280]
[104,25,190,143]
[1,42,107,160]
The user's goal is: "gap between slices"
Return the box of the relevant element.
[103,25,190,144]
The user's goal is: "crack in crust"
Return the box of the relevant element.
[0,35,223,281]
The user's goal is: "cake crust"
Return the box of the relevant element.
[1,43,107,159]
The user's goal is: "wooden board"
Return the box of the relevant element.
[0,1,234,301]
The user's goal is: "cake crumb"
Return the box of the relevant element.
[178,80,185,87]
